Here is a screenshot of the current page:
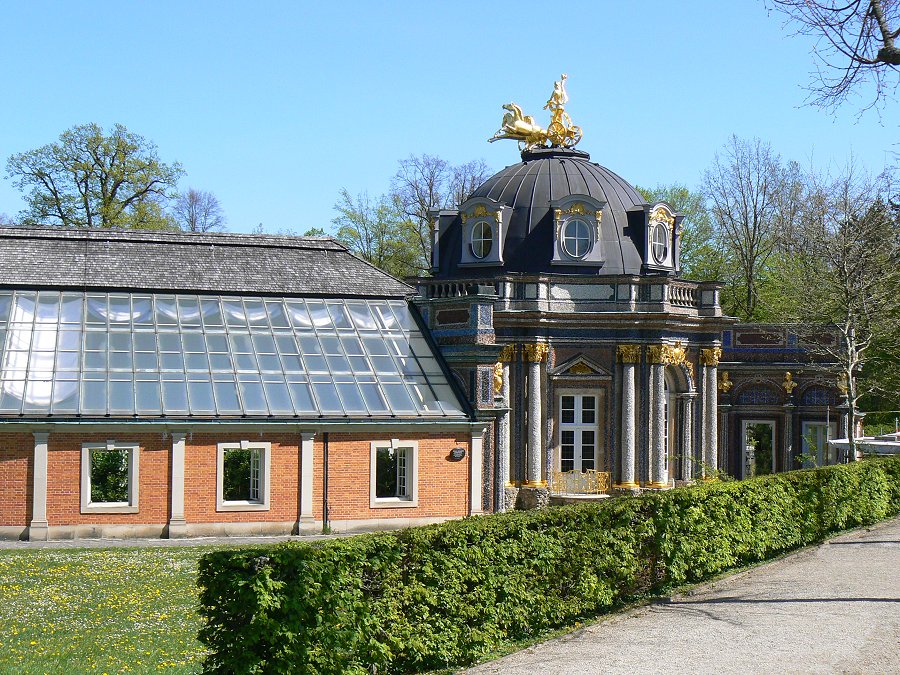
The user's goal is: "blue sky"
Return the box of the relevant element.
[1,1,897,233]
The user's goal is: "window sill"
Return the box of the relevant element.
[217,501,270,512]
[81,503,139,514]
[370,497,419,509]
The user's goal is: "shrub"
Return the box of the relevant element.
[198,456,900,674]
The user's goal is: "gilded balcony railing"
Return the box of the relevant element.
[550,470,611,495]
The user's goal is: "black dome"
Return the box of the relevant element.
[438,147,650,277]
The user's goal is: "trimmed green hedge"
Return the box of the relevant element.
[198,457,900,674]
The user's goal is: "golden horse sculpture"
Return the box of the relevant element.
[488,102,549,149]
[488,75,583,150]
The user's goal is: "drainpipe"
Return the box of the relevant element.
[322,432,330,533]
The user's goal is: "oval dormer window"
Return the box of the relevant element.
[471,221,493,259]
[562,219,591,259]
[651,222,669,263]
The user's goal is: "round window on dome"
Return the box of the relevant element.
[471,221,493,259]
[651,222,669,263]
[561,219,592,259]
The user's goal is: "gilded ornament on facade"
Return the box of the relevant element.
[718,371,733,393]
[699,347,722,367]
[524,343,550,362]
[617,344,641,363]
[488,74,583,150]
[493,361,504,395]
[648,345,668,364]
[649,205,675,227]
[646,341,693,378]
[836,372,849,395]
[460,203,502,224]
[782,371,798,394]
[498,344,516,362]
[567,362,594,375]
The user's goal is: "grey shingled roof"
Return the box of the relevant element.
[0,227,413,297]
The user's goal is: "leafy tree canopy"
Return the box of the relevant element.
[6,123,183,230]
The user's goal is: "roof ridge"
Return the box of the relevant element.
[0,225,347,252]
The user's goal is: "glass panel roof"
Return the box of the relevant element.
[0,291,466,419]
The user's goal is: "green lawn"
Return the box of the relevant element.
[0,546,217,674]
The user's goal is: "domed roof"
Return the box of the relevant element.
[437,146,652,277]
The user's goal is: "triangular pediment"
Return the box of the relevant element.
[550,354,612,378]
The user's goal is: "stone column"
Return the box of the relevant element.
[470,427,485,514]
[168,432,187,538]
[679,394,696,482]
[299,431,315,530]
[647,345,668,488]
[494,346,514,511]
[616,344,640,487]
[700,347,721,479]
[524,343,549,487]
[782,404,795,473]
[29,432,50,541]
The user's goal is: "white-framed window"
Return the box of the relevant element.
[80,440,140,513]
[651,221,669,263]
[216,440,271,511]
[561,219,592,259]
[470,220,493,259]
[558,393,598,472]
[370,440,418,508]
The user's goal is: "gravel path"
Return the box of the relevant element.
[465,516,900,675]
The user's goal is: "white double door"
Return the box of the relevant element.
[559,393,598,472]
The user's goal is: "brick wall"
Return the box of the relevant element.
[47,432,170,526]
[315,432,471,521]
[184,433,300,524]
[0,433,32,527]
[1,428,474,533]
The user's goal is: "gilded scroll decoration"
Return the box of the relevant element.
[460,203,502,224]
[649,205,675,227]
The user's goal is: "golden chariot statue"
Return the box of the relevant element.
[489,74,583,150]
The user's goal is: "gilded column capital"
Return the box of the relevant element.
[616,344,641,364]
[699,347,722,367]
[524,343,550,362]
[648,344,669,365]
[498,345,516,362]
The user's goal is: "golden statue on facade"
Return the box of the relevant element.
[488,74,583,150]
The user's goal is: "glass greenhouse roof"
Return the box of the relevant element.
[0,291,467,419]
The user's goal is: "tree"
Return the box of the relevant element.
[0,213,14,226]
[173,188,226,232]
[332,189,419,279]
[391,154,492,275]
[769,0,900,109]
[779,165,900,456]
[702,136,802,320]
[636,184,729,282]
[5,123,183,229]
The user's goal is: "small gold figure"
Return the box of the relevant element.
[836,372,849,395]
[782,372,798,394]
[718,371,733,393]
[493,362,504,395]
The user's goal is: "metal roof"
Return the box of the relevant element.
[0,226,413,297]
[438,147,649,276]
